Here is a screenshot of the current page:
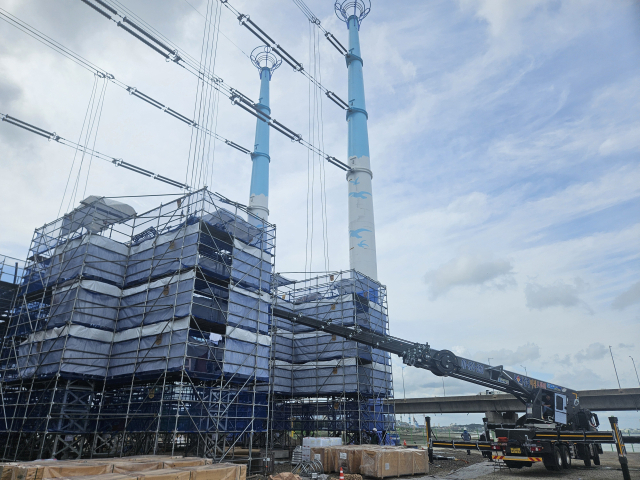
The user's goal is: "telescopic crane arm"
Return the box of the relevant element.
[272,307,575,406]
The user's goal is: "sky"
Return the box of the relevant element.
[1,0,639,429]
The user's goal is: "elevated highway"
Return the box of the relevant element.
[391,388,640,414]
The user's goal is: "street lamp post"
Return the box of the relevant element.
[609,346,622,389]
[520,365,528,376]
[631,356,640,388]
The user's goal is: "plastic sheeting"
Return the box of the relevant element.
[48,281,120,330]
[272,359,392,395]
[14,316,271,382]
[273,331,372,363]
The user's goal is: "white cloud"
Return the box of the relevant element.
[423,254,514,299]
[524,278,591,312]
[611,280,640,310]
[473,343,541,367]
[574,343,608,362]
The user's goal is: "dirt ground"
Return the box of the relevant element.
[267,451,640,480]
[426,450,640,479]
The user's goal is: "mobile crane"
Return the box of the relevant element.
[273,306,635,477]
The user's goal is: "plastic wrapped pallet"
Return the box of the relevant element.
[8,462,112,480]
[111,461,163,473]
[135,469,191,480]
[332,446,368,474]
[412,450,429,476]
[161,460,207,469]
[359,449,398,479]
[309,447,332,473]
[178,464,244,480]
[0,464,17,480]
[53,475,137,480]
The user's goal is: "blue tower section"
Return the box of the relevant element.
[248,47,281,226]
[336,1,378,281]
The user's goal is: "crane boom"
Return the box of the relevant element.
[272,307,576,407]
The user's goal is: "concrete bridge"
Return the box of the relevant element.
[391,388,640,414]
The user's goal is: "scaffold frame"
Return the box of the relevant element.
[0,189,275,468]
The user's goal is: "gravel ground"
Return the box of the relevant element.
[264,452,640,480]
[427,451,640,479]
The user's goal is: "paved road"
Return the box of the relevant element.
[424,452,640,479]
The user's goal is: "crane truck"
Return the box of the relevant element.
[273,306,635,476]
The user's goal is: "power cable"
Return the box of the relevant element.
[1,113,190,190]
[75,0,351,171]
[69,74,108,209]
[81,76,109,199]
[181,0,251,60]
[304,19,332,273]
[57,74,99,218]
[189,0,222,191]
[314,22,330,271]
[0,7,252,158]
[290,0,349,57]
[214,0,349,110]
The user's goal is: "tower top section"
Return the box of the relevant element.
[335,0,371,28]
[250,46,282,79]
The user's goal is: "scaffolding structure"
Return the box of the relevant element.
[0,189,275,466]
[0,255,25,337]
[270,271,395,447]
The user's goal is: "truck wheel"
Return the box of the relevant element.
[560,445,571,469]
[583,454,592,467]
[593,449,600,466]
[543,448,562,471]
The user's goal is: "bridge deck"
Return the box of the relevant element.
[391,388,640,414]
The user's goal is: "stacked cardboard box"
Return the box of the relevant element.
[0,458,246,480]
[307,446,428,478]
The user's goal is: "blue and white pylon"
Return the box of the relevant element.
[335,1,377,280]
[247,46,281,226]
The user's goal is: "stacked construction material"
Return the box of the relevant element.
[0,457,246,480]
[307,446,428,478]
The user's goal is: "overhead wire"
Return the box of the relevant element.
[70,74,108,208]
[314,20,331,271]
[304,17,331,274]
[0,7,252,159]
[81,77,109,199]
[290,0,349,56]
[74,0,351,172]
[188,0,222,191]
[181,0,251,60]
[1,113,190,190]
[217,0,350,111]
[57,74,99,218]
[305,20,312,276]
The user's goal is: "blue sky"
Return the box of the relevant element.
[0,0,639,428]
